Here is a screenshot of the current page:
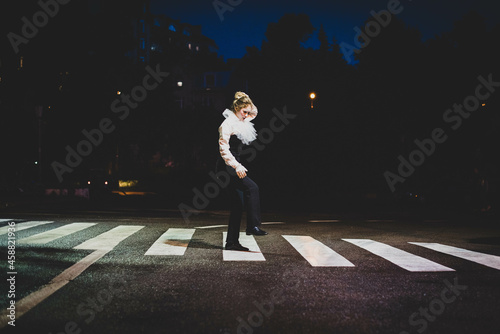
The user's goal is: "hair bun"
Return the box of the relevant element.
[234,91,248,99]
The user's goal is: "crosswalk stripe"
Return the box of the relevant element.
[222,232,266,261]
[74,225,144,250]
[145,228,196,255]
[283,235,355,267]
[18,223,96,245]
[195,224,227,229]
[0,221,55,235]
[409,242,500,270]
[342,239,455,272]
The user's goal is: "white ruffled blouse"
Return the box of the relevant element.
[218,109,257,172]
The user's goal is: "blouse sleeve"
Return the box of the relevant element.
[218,122,247,171]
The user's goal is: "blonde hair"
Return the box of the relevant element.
[231,91,257,116]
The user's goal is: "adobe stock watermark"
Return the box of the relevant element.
[7,0,72,54]
[384,73,499,193]
[220,269,307,334]
[48,270,135,334]
[178,106,296,222]
[213,0,244,22]
[51,64,169,182]
[340,0,405,64]
[400,277,468,334]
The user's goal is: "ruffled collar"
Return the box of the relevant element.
[222,109,257,145]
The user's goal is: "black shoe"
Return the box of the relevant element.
[246,226,268,236]
[225,243,249,251]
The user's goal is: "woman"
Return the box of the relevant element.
[219,92,268,251]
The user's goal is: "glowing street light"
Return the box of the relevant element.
[309,92,316,109]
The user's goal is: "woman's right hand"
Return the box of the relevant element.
[236,166,247,179]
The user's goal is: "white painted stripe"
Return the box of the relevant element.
[308,220,341,223]
[410,242,500,270]
[0,248,109,329]
[0,221,55,235]
[223,232,265,261]
[0,219,13,223]
[283,235,355,267]
[74,225,144,250]
[195,224,227,229]
[196,222,284,229]
[145,228,195,255]
[343,239,454,272]
[18,223,96,245]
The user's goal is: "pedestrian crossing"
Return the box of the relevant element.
[74,225,144,250]
[409,242,500,271]
[283,235,355,267]
[18,222,96,245]
[3,220,500,272]
[145,228,195,255]
[0,220,54,235]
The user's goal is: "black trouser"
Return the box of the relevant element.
[226,175,261,244]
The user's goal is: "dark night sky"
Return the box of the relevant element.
[150,0,500,60]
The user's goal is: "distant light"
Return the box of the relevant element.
[34,161,38,165]
[117,91,121,95]
[482,103,486,107]
[177,81,183,87]
[119,180,139,188]
[309,92,316,109]
[104,181,108,185]
[87,181,91,185]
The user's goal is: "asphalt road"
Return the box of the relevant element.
[0,208,499,334]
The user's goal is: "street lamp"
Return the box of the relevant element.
[309,92,316,109]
